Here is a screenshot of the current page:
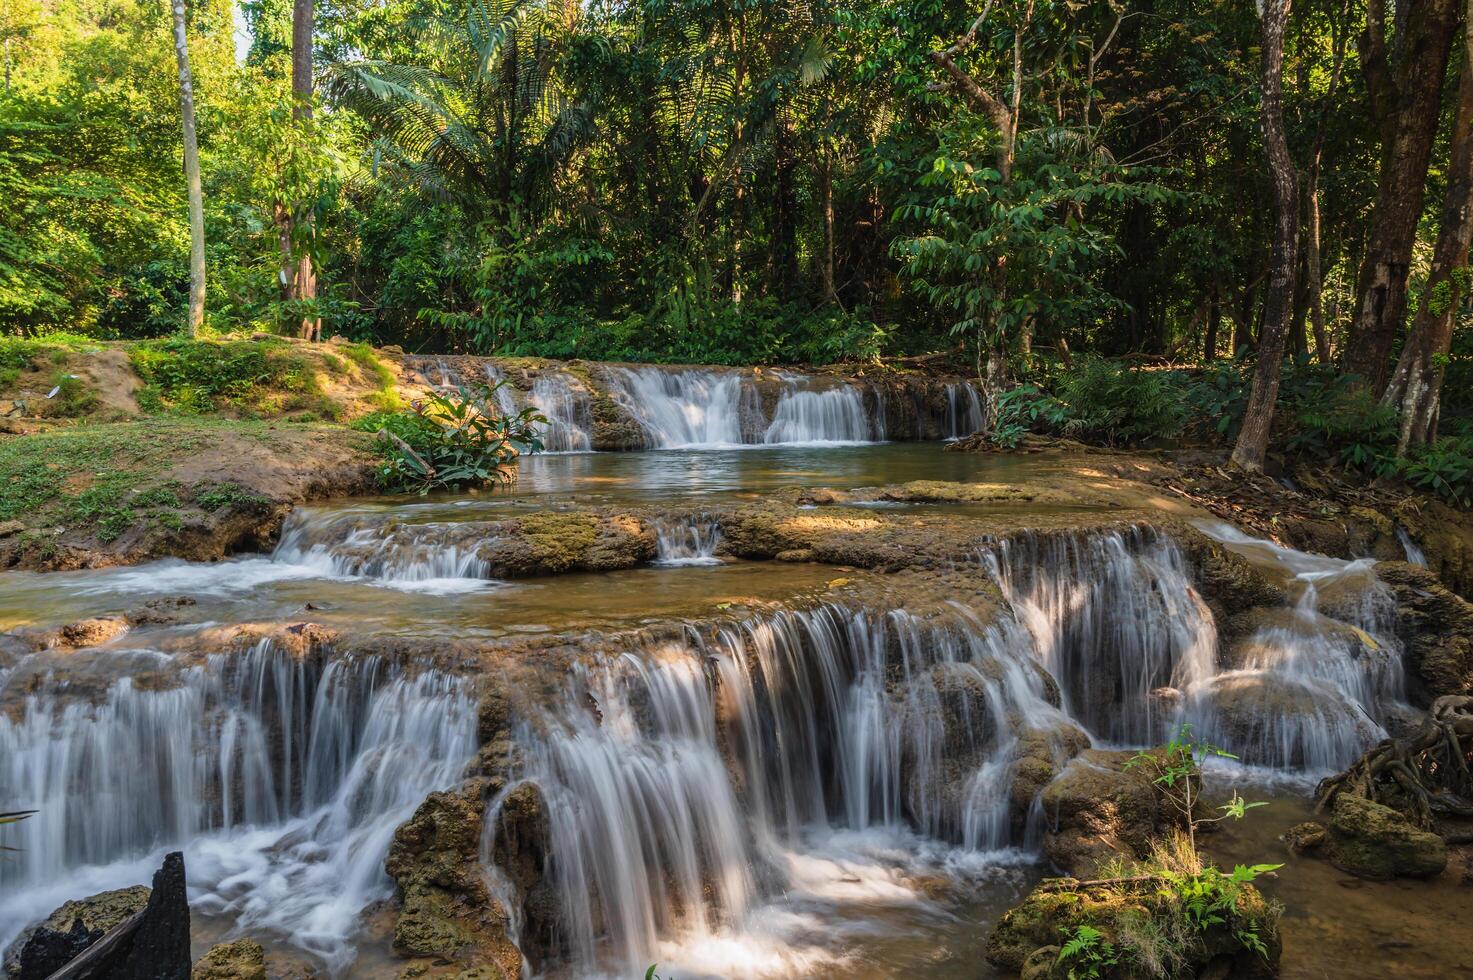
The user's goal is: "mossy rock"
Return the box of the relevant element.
[1327,793,1448,880]
[192,938,266,980]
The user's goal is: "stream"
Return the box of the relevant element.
[0,434,1466,979]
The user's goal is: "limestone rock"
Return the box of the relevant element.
[192,939,267,980]
[59,616,130,648]
[1283,821,1327,854]
[1328,793,1448,880]
[1038,749,1186,878]
[1375,560,1473,701]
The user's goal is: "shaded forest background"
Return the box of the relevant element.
[1,0,1471,478]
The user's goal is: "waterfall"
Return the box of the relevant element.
[483,364,593,453]
[653,515,723,566]
[1184,521,1405,771]
[1397,526,1427,566]
[273,511,494,593]
[604,368,749,448]
[492,603,1068,976]
[763,386,875,444]
[0,641,477,971]
[944,382,984,440]
[983,528,1218,745]
[605,366,883,448]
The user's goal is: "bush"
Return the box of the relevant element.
[130,338,324,415]
[352,383,545,493]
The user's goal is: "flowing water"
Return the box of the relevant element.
[0,439,1439,978]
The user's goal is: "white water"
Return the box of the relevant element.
[491,604,1068,976]
[484,365,594,453]
[273,511,497,594]
[1397,526,1427,566]
[0,642,478,971]
[652,515,723,566]
[763,387,875,444]
[605,367,884,448]
[944,382,984,440]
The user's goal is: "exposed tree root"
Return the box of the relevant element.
[1317,696,1473,827]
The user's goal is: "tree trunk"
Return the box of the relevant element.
[1232,0,1300,473]
[291,0,319,341]
[772,114,799,298]
[1383,3,1473,452]
[820,142,837,304]
[1305,171,1331,363]
[1343,0,1463,392]
[171,0,205,338]
[1205,282,1221,361]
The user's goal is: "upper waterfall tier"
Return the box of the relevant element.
[401,356,986,451]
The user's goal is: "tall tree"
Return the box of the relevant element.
[1382,0,1473,451]
[1232,0,1298,472]
[1342,0,1462,392]
[171,0,205,337]
[291,0,319,340]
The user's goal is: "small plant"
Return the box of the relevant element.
[355,383,544,493]
[1126,725,1264,852]
[1057,924,1120,979]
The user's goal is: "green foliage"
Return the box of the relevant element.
[130,338,324,415]
[1398,435,1473,507]
[1057,925,1120,980]
[354,383,544,493]
[1153,862,1282,958]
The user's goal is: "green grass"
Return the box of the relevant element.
[0,419,284,542]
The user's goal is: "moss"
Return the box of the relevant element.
[514,512,599,570]
[130,337,332,418]
[343,342,397,390]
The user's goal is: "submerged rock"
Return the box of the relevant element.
[1327,793,1448,880]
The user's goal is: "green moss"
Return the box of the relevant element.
[515,512,598,570]
[343,342,397,390]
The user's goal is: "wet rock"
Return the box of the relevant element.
[1327,794,1448,880]
[1175,529,1286,615]
[59,616,130,648]
[386,782,524,978]
[986,875,1280,978]
[1038,749,1188,878]
[487,783,553,967]
[1283,821,1327,853]
[478,512,654,576]
[1008,723,1092,822]
[8,885,151,979]
[1192,672,1371,768]
[1375,561,1473,701]
[192,939,266,980]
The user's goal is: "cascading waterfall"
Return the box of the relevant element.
[652,515,723,566]
[983,528,1218,745]
[274,510,494,593]
[1397,526,1427,566]
[604,367,750,447]
[0,641,478,971]
[484,365,594,453]
[492,603,1071,976]
[1183,521,1406,772]
[944,382,984,440]
[763,386,876,444]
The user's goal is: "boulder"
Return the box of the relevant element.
[58,616,130,648]
[386,782,525,978]
[986,875,1280,978]
[1008,723,1092,823]
[1191,672,1372,768]
[1327,793,1448,880]
[1038,749,1186,878]
[192,939,266,980]
[8,885,151,979]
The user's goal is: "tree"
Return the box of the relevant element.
[1381,1,1473,452]
[1231,0,1298,473]
[1342,0,1463,393]
[290,0,319,340]
[170,0,205,337]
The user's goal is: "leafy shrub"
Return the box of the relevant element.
[353,383,545,493]
[1398,435,1473,507]
[1055,358,1189,446]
